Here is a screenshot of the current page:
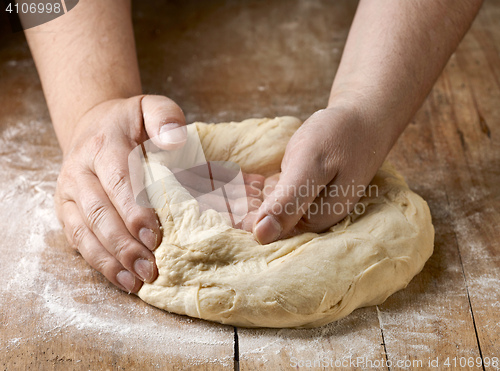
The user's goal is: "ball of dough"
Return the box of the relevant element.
[138,117,434,328]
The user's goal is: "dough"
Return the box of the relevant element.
[138,117,434,328]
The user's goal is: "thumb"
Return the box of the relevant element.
[253,114,335,244]
[141,95,187,150]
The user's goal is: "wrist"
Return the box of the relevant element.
[326,89,409,155]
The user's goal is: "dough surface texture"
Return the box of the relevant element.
[138,117,434,328]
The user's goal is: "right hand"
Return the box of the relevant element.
[170,163,265,227]
[55,95,187,293]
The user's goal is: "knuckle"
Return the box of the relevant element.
[57,163,87,198]
[124,208,147,233]
[59,157,82,180]
[244,184,260,198]
[56,168,73,190]
[92,256,113,276]
[83,199,108,231]
[318,149,338,182]
[296,216,321,234]
[70,223,88,250]
[54,195,65,222]
[89,133,107,155]
[113,237,139,266]
[79,133,108,166]
[247,197,262,211]
[105,167,129,199]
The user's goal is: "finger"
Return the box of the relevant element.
[190,188,235,213]
[141,95,187,150]
[174,162,264,191]
[244,173,265,190]
[234,195,262,215]
[263,173,280,198]
[208,164,265,190]
[240,209,259,232]
[172,166,221,195]
[172,163,238,192]
[61,200,142,293]
[74,171,158,283]
[213,196,261,219]
[253,114,335,244]
[96,143,162,252]
[193,161,239,183]
[293,173,371,234]
[186,183,261,215]
[174,168,261,200]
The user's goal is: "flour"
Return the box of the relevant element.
[238,308,383,363]
[1,190,234,366]
[0,120,233,367]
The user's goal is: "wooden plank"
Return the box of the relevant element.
[375,1,500,369]
[2,0,500,368]
[237,308,387,371]
[441,1,500,367]
[380,103,483,370]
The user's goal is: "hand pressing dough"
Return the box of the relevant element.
[138,116,434,328]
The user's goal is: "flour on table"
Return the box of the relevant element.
[0,120,233,367]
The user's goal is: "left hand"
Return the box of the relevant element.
[170,162,265,227]
[249,102,393,244]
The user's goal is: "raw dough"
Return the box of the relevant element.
[138,117,434,328]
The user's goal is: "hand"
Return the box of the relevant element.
[55,95,187,293]
[251,102,393,244]
[170,162,265,228]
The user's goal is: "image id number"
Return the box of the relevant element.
[5,1,61,14]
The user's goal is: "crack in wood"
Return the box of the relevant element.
[447,191,486,371]
[376,306,391,371]
[478,113,491,138]
[233,327,240,371]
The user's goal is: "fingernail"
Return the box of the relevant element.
[134,259,154,282]
[159,123,187,148]
[139,228,157,250]
[116,270,136,293]
[254,215,282,245]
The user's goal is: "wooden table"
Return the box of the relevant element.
[1,1,499,369]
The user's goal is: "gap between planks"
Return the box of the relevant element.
[449,191,486,371]
[234,326,240,371]
[376,306,391,371]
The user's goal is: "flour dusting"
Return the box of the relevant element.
[0,119,233,367]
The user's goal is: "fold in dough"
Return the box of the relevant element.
[138,116,434,328]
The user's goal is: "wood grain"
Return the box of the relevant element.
[1,0,499,370]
